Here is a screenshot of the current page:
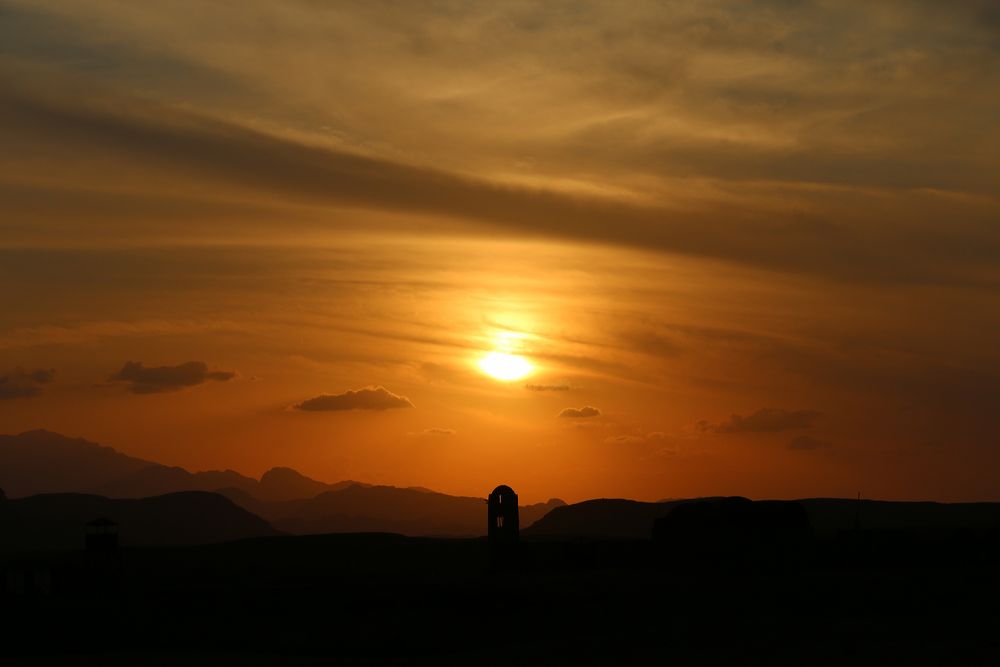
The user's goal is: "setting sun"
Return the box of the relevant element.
[478,352,533,381]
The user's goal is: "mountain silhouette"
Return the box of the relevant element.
[524,498,694,538]
[256,466,359,501]
[0,490,280,551]
[0,430,565,537]
[94,464,260,499]
[652,497,813,568]
[801,498,1000,539]
[0,430,360,502]
[525,496,1000,540]
[217,484,565,536]
[0,430,156,497]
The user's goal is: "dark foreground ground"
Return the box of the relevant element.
[2,534,999,665]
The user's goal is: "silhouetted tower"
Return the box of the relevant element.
[488,485,519,545]
[85,517,119,552]
[84,517,122,594]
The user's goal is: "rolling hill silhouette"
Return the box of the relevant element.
[0,490,280,551]
[524,496,1000,540]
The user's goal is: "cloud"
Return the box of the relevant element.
[558,406,601,419]
[108,361,235,394]
[604,431,670,446]
[410,427,456,437]
[526,384,570,392]
[0,367,55,399]
[2,77,998,287]
[788,435,834,451]
[604,435,645,445]
[294,386,413,412]
[604,431,678,459]
[706,408,820,433]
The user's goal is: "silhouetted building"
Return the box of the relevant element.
[488,485,519,545]
[653,497,812,569]
[85,517,119,552]
[4,562,51,597]
[84,517,122,593]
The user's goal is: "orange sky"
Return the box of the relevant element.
[1,1,998,503]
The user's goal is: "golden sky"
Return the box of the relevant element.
[1,1,998,502]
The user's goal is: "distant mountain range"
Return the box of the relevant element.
[8,430,994,549]
[0,430,363,501]
[0,430,565,539]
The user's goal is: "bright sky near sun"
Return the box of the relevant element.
[0,1,999,502]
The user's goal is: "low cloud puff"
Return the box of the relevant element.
[0,367,55,399]
[526,384,570,392]
[410,427,455,437]
[705,408,820,433]
[559,406,601,419]
[789,435,834,451]
[109,361,235,394]
[295,386,413,412]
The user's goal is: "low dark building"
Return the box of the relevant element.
[653,497,812,568]
[84,517,122,594]
[85,517,119,552]
[4,562,52,597]
[488,485,519,545]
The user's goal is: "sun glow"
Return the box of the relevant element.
[479,351,533,381]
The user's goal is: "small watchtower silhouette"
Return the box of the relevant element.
[85,517,119,552]
[488,485,519,544]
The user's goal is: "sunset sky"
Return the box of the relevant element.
[1,1,998,503]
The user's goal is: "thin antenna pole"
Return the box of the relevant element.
[855,491,862,531]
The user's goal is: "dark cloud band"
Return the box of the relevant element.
[705,408,820,434]
[0,367,55,399]
[109,361,235,394]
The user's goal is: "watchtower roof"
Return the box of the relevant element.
[86,517,118,527]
